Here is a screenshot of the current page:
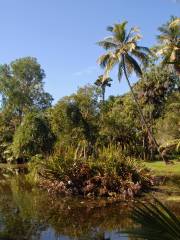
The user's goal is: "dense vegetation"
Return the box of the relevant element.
[0,16,179,198]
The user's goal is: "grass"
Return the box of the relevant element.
[144,160,180,177]
[143,160,180,202]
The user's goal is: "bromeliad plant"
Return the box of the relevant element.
[28,145,153,198]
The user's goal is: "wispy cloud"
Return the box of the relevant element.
[72,66,97,77]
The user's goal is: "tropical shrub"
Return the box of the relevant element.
[11,112,55,161]
[30,145,153,198]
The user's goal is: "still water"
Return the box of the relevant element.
[0,174,179,240]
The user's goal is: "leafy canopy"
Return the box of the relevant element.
[97,21,151,80]
[155,16,180,73]
[0,57,53,118]
[12,112,55,159]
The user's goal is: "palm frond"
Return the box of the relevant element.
[113,21,128,42]
[97,21,150,79]
[128,33,142,43]
[95,75,112,87]
[169,18,180,29]
[126,42,136,52]
[97,37,118,50]
[97,54,111,69]
[124,57,134,77]
[106,82,111,87]
[136,46,152,54]
[102,77,113,87]
[124,26,140,43]
[125,54,142,76]
[156,16,180,74]
[94,75,103,86]
[106,25,114,32]
[127,199,180,240]
[104,54,118,77]
[132,49,150,67]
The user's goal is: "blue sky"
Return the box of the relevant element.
[0,0,179,103]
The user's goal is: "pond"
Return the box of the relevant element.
[0,170,179,240]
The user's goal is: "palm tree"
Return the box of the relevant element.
[97,21,167,162]
[156,16,180,74]
[94,75,112,103]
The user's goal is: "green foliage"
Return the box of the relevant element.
[94,75,112,102]
[11,112,55,160]
[98,94,144,158]
[0,113,16,162]
[136,65,179,119]
[97,21,167,161]
[0,17,179,199]
[155,92,180,145]
[0,57,53,163]
[89,145,152,189]
[155,16,180,74]
[130,65,179,159]
[30,145,153,197]
[127,199,180,240]
[49,85,100,151]
[0,57,53,120]
[97,21,150,79]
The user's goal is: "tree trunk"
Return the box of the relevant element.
[122,57,169,164]
[102,86,105,104]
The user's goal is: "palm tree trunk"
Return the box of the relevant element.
[122,57,168,164]
[102,86,105,104]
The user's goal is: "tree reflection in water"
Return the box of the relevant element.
[0,177,134,240]
[0,177,179,240]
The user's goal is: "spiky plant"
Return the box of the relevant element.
[156,16,180,74]
[127,198,180,240]
[97,21,166,162]
[94,75,112,103]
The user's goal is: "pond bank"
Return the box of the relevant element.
[1,161,180,202]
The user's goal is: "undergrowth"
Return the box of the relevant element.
[28,145,153,198]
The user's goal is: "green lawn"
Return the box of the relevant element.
[144,160,180,177]
[144,160,180,202]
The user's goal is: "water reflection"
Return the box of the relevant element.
[0,177,179,240]
[0,177,136,240]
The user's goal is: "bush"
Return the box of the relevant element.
[30,145,153,198]
[12,112,55,161]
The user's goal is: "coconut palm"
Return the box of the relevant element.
[97,21,167,162]
[94,75,112,103]
[156,16,180,74]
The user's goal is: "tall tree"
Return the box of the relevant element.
[97,21,167,162]
[94,75,112,103]
[156,16,180,74]
[49,85,100,157]
[0,57,53,122]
